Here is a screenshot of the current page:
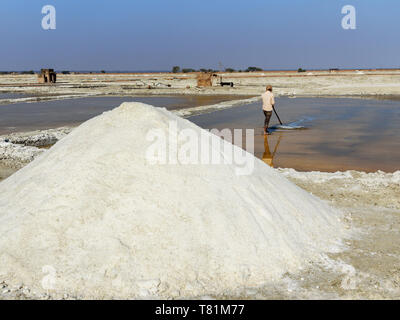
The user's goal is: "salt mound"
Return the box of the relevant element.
[0,103,346,299]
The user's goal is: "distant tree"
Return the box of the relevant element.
[172,66,180,73]
[246,67,263,72]
[199,68,208,73]
[182,68,196,73]
[20,70,35,75]
[225,68,235,73]
[297,68,306,73]
[61,71,70,74]
[101,70,106,73]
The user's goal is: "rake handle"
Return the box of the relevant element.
[272,105,283,125]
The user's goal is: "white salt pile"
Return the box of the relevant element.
[0,103,347,299]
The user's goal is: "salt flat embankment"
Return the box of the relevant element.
[1,70,400,104]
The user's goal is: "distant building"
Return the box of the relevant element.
[38,69,57,83]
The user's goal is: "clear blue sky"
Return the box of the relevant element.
[0,0,399,71]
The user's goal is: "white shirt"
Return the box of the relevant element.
[261,91,275,111]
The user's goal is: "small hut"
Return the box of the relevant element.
[38,69,57,84]
[197,73,217,87]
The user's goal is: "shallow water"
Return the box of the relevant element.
[0,92,26,100]
[0,95,248,134]
[189,97,400,173]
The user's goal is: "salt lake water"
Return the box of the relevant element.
[189,97,400,173]
[1,95,399,173]
[0,95,248,134]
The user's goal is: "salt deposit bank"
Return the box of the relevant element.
[0,102,348,299]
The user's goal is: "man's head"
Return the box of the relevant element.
[266,85,273,92]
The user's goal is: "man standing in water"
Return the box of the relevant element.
[261,85,275,135]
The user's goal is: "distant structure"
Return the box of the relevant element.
[329,68,340,73]
[197,72,217,87]
[38,69,57,84]
[218,76,234,87]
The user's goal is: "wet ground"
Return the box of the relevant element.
[190,97,400,173]
[0,95,249,135]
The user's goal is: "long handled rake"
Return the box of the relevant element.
[272,106,283,125]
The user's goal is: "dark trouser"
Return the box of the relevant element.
[263,111,272,130]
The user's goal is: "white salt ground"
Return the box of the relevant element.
[0,140,44,168]
[0,102,348,299]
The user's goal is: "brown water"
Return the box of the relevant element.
[0,95,249,135]
[189,97,400,173]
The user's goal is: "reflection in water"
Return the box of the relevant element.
[262,134,282,167]
[190,97,400,172]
